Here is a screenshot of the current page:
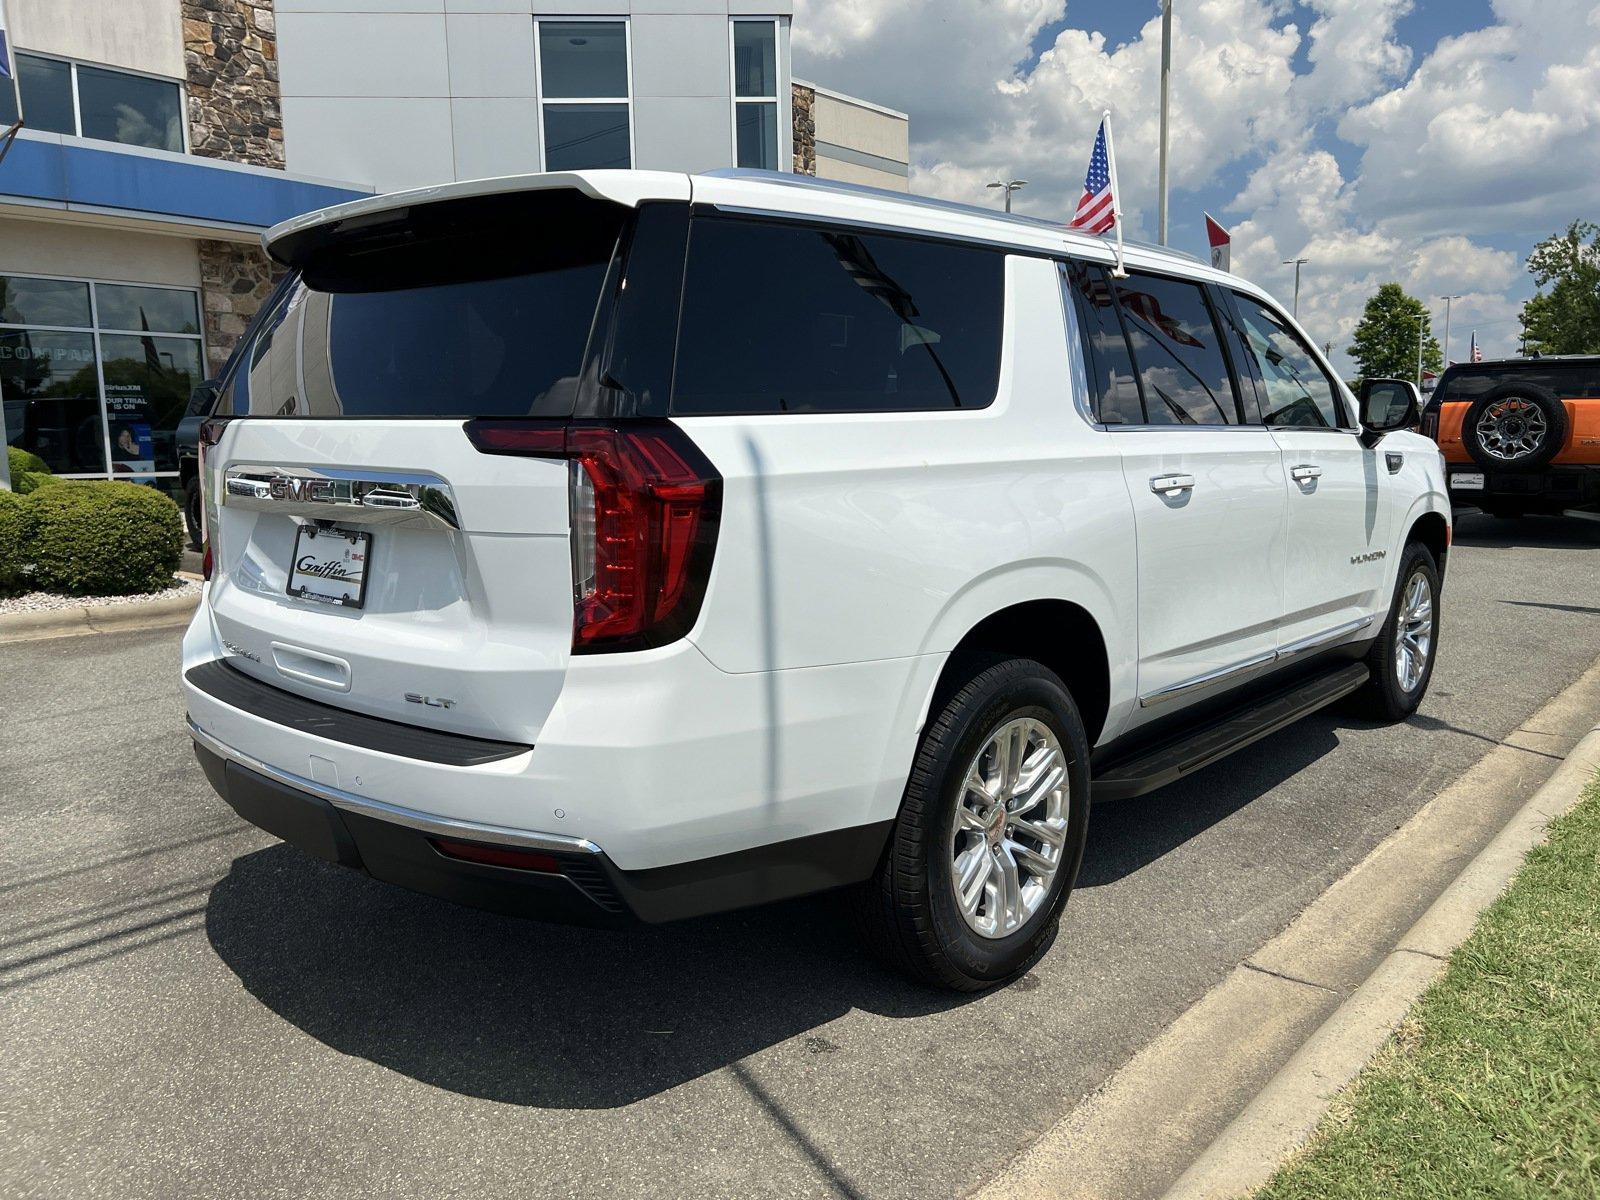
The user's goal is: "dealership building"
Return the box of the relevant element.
[0,0,908,493]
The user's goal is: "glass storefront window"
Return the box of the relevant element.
[0,330,106,474]
[99,334,203,475]
[0,277,91,327]
[1,276,204,492]
[96,285,200,335]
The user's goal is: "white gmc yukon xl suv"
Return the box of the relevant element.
[183,169,1449,990]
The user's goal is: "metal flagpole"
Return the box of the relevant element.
[1101,109,1127,278]
[1157,0,1173,245]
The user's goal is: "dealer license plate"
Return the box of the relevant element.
[1452,472,1486,490]
[287,525,371,608]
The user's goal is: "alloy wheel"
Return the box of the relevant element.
[1477,397,1548,463]
[1395,570,1434,693]
[948,717,1070,939]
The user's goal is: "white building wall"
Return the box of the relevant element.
[276,0,792,193]
[803,81,909,193]
[0,218,200,288]
[8,0,184,79]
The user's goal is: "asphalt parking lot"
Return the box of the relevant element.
[3,512,1598,1200]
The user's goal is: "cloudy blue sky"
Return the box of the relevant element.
[792,0,1600,370]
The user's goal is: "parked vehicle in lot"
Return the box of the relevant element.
[1423,355,1600,516]
[182,169,1450,990]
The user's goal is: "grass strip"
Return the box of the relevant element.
[1259,774,1600,1199]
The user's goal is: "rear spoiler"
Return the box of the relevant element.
[263,170,691,271]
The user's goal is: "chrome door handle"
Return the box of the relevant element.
[1290,464,1323,483]
[1149,473,1196,496]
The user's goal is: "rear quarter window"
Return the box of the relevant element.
[671,217,1005,415]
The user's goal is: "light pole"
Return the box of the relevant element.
[1282,258,1309,318]
[986,179,1027,213]
[1416,309,1431,388]
[1157,0,1173,245]
[1438,294,1461,365]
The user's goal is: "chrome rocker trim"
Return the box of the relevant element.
[1139,614,1376,709]
[187,717,601,856]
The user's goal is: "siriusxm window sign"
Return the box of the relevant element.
[1,275,202,500]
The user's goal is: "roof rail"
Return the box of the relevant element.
[698,168,1203,263]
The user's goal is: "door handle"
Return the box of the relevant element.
[1149,473,1196,496]
[1290,464,1323,483]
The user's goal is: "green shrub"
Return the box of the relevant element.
[8,445,49,478]
[26,480,183,596]
[0,489,30,592]
[12,470,62,496]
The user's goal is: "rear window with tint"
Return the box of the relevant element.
[672,217,1004,415]
[234,192,624,418]
[1438,362,1600,403]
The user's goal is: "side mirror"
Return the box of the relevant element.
[186,380,221,418]
[1357,377,1420,448]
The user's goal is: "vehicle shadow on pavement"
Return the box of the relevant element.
[1079,713,1343,889]
[205,849,975,1108]
[1450,512,1599,550]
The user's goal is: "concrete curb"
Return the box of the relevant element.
[972,656,1600,1200]
[0,591,199,644]
[1163,720,1600,1200]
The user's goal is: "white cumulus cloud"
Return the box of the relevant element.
[792,0,1600,367]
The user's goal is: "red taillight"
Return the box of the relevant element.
[202,541,213,581]
[466,420,722,653]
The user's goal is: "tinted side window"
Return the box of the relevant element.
[672,218,1004,415]
[1063,260,1143,424]
[1115,272,1240,425]
[1231,294,1344,427]
[1438,364,1600,403]
[1435,370,1493,404]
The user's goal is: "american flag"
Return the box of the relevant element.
[1070,119,1116,235]
[0,0,12,83]
[1470,331,1482,362]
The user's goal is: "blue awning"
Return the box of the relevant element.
[0,133,371,233]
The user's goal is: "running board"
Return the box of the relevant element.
[1092,662,1371,801]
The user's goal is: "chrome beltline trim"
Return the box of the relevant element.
[1139,614,1377,708]
[187,717,601,855]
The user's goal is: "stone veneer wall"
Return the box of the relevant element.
[183,0,284,169]
[198,241,284,376]
[792,82,816,176]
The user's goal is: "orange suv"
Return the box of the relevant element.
[1424,355,1600,516]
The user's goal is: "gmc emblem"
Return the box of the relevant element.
[267,476,336,503]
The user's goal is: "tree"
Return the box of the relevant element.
[1348,283,1441,382]
[1521,220,1600,354]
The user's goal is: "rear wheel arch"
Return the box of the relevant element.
[928,600,1111,748]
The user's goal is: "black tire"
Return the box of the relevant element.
[183,478,203,551]
[1353,543,1441,721]
[854,655,1092,991]
[1462,382,1568,471]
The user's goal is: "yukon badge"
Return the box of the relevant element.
[1350,549,1387,565]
